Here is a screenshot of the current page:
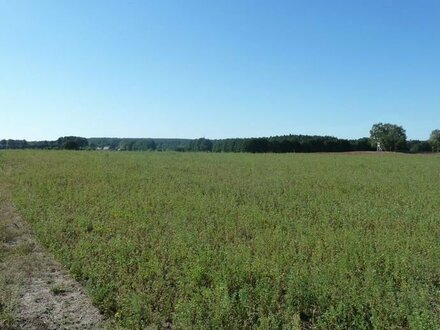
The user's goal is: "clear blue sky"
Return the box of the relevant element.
[1,1,439,141]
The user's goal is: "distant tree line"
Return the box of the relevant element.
[209,136,374,153]
[117,139,156,151]
[1,125,440,153]
[0,136,88,150]
[88,138,191,151]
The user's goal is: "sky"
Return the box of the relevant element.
[1,0,439,141]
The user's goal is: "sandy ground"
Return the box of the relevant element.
[0,188,105,329]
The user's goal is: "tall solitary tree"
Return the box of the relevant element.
[429,129,440,152]
[369,123,407,151]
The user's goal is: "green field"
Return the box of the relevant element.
[1,151,439,329]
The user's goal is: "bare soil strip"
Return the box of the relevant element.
[0,188,105,329]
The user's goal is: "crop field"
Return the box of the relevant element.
[1,150,439,329]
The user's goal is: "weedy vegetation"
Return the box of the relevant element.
[0,150,439,329]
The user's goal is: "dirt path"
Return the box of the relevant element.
[0,189,106,329]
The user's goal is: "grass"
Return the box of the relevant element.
[50,284,68,296]
[0,155,19,329]
[1,150,439,329]
[0,253,16,329]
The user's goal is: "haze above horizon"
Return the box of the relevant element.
[1,1,439,141]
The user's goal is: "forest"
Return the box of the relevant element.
[0,135,435,153]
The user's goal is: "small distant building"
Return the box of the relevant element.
[96,146,111,151]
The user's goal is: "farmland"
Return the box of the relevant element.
[1,151,439,329]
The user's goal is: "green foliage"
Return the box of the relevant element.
[370,123,407,151]
[132,139,156,151]
[118,139,156,151]
[89,138,191,151]
[0,140,28,149]
[242,138,271,153]
[429,129,440,152]
[2,133,438,154]
[212,135,374,153]
[50,284,68,295]
[189,138,213,152]
[57,136,89,150]
[2,151,440,329]
[408,140,432,153]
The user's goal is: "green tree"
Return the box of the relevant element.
[408,140,432,153]
[118,139,135,151]
[369,123,407,151]
[57,136,88,150]
[132,139,156,151]
[243,138,270,153]
[189,138,213,152]
[64,141,80,150]
[429,129,440,152]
